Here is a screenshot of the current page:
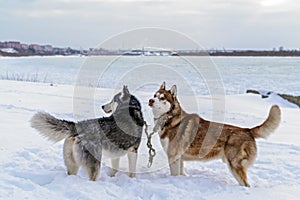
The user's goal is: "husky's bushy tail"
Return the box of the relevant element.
[251,105,281,139]
[30,112,75,142]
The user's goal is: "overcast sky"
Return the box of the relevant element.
[1,0,300,49]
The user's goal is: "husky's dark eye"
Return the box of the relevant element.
[154,94,157,98]
[160,97,166,101]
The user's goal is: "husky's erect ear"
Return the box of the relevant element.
[160,81,166,90]
[122,85,130,97]
[170,85,177,97]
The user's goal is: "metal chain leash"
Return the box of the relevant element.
[143,121,156,168]
[143,115,169,167]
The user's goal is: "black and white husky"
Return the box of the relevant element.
[31,86,144,181]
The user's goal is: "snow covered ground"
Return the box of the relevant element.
[0,48,18,54]
[0,79,299,200]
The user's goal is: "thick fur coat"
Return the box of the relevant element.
[149,82,281,187]
[31,86,144,180]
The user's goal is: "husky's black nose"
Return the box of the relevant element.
[148,99,155,107]
[101,105,105,110]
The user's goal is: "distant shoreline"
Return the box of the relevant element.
[178,51,300,57]
[2,40,300,57]
[2,49,300,57]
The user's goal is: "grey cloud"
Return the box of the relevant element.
[0,0,299,49]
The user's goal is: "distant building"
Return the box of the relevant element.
[41,45,53,52]
[29,44,42,52]
[279,46,284,51]
[21,44,29,50]
[0,40,82,56]
[1,41,21,49]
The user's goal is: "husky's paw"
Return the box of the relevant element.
[109,169,118,177]
[128,172,136,178]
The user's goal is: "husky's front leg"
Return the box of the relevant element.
[109,158,120,177]
[127,147,137,177]
[180,159,185,176]
[169,157,181,176]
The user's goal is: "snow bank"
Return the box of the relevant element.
[0,48,18,54]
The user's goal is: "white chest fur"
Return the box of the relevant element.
[159,133,169,153]
[154,120,169,153]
